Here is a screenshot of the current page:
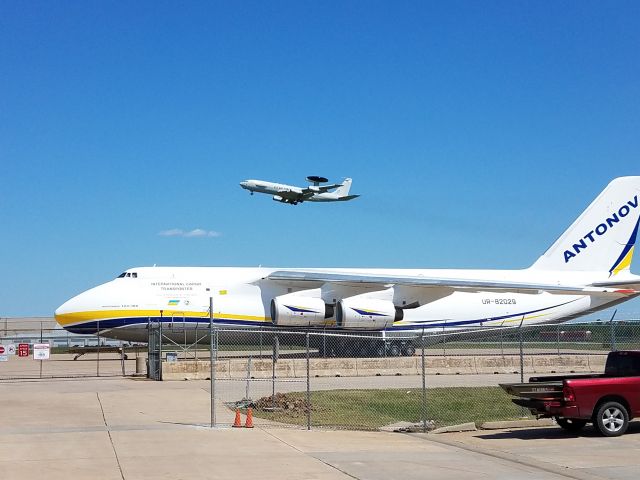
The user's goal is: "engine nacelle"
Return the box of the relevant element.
[273,195,299,205]
[271,295,333,327]
[336,298,403,330]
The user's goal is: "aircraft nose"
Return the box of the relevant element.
[54,295,81,328]
[54,284,108,334]
[239,181,248,189]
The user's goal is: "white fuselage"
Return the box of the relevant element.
[54,265,630,342]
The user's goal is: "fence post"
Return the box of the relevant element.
[96,319,100,377]
[610,320,617,351]
[421,329,427,432]
[441,325,446,356]
[209,297,216,428]
[306,332,311,431]
[519,324,524,384]
[120,340,125,376]
[272,333,279,410]
[245,356,252,400]
[39,321,43,379]
[557,324,560,356]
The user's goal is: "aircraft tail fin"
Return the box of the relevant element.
[530,176,640,274]
[334,178,353,197]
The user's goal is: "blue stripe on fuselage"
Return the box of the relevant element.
[63,299,580,334]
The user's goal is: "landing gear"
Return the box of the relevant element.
[402,344,416,357]
[388,343,402,357]
[317,337,416,358]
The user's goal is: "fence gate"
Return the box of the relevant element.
[148,320,162,380]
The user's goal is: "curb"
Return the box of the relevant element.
[430,422,477,434]
[481,419,555,429]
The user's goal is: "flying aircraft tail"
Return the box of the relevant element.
[335,178,353,197]
[530,176,640,275]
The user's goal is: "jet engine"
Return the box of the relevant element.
[335,298,403,330]
[270,294,333,327]
[273,195,299,205]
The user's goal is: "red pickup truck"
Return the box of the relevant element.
[501,350,640,436]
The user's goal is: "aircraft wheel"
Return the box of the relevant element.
[402,344,416,357]
[374,344,386,357]
[388,342,402,357]
[358,344,372,357]
[594,401,629,437]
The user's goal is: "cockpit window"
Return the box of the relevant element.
[117,272,138,278]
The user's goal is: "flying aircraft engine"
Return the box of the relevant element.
[335,298,403,330]
[270,294,333,327]
[272,195,297,205]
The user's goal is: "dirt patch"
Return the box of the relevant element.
[253,393,319,417]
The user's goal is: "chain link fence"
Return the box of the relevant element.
[0,318,144,379]
[167,320,640,431]
[2,317,640,430]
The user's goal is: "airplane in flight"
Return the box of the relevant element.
[56,177,640,356]
[239,176,359,205]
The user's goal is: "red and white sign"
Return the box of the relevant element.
[18,343,30,357]
[0,345,5,354]
[33,343,50,360]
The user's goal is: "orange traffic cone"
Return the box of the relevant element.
[245,407,254,428]
[232,409,242,428]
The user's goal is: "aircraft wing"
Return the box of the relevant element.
[265,270,638,295]
[276,190,304,201]
[301,183,343,195]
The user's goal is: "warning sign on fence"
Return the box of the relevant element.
[33,343,50,360]
[18,343,30,357]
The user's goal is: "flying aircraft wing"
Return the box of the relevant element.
[275,190,304,201]
[301,183,343,195]
[265,270,638,295]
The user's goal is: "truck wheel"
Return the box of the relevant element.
[594,401,629,437]
[555,417,587,432]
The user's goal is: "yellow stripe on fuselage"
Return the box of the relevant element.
[55,309,269,327]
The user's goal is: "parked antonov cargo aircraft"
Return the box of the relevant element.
[239,175,359,204]
[56,177,640,356]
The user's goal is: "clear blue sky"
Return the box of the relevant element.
[1,1,639,318]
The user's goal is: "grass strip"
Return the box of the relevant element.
[250,386,531,430]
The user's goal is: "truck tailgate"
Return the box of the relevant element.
[500,381,564,400]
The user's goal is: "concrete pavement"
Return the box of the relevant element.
[1,377,639,479]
